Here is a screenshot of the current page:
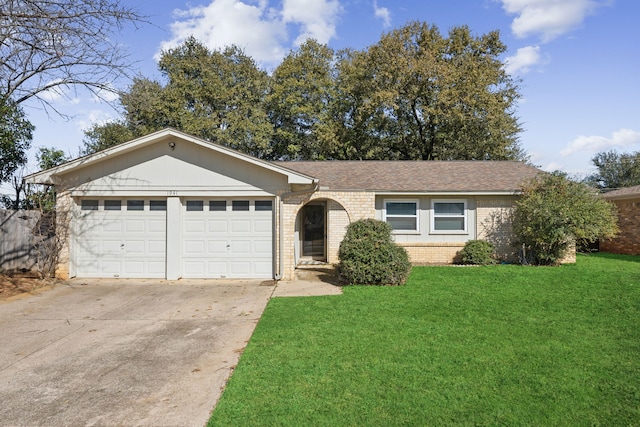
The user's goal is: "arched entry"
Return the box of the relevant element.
[293,197,351,267]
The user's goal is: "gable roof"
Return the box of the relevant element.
[602,184,640,200]
[275,161,541,193]
[24,128,315,186]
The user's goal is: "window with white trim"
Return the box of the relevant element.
[384,200,419,232]
[431,199,467,233]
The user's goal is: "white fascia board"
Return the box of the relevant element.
[373,190,523,196]
[24,128,315,186]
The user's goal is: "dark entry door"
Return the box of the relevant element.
[301,203,325,259]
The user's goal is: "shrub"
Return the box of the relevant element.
[513,171,619,265]
[459,240,496,265]
[337,219,411,285]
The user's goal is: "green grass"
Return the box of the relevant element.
[208,253,640,426]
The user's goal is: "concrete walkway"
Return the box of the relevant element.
[272,266,343,297]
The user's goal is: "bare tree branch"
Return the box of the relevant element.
[0,0,147,112]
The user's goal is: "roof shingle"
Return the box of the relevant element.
[274,161,541,193]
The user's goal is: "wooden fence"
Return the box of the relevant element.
[0,210,43,272]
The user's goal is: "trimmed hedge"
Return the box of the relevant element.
[337,219,411,285]
[458,239,496,265]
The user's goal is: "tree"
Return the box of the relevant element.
[28,147,70,211]
[587,150,640,189]
[513,172,619,265]
[82,120,135,155]
[84,38,273,157]
[266,40,338,160]
[0,97,34,183]
[329,22,525,161]
[0,0,146,110]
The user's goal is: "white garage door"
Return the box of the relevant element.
[74,199,166,278]
[182,199,273,278]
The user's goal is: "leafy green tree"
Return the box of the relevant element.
[0,97,34,183]
[266,40,338,160]
[513,172,619,265]
[29,147,70,211]
[85,37,273,157]
[330,22,525,161]
[587,150,640,189]
[82,120,136,155]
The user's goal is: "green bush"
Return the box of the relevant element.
[458,240,496,265]
[337,219,411,286]
[513,172,619,265]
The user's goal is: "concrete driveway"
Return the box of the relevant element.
[0,278,275,427]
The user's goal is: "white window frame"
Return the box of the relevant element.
[383,199,420,234]
[430,199,468,234]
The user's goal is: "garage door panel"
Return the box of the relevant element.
[103,221,123,232]
[230,220,251,233]
[254,219,272,233]
[148,240,165,253]
[148,219,165,232]
[124,261,145,275]
[254,240,272,254]
[74,200,166,278]
[209,241,227,254]
[182,199,273,279]
[184,240,205,254]
[185,219,205,233]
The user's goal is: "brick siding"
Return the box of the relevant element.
[600,198,640,255]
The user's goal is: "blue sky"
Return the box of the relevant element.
[20,0,640,178]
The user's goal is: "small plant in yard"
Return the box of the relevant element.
[337,218,410,285]
[458,239,496,265]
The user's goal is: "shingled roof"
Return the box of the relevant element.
[602,184,640,200]
[274,161,541,193]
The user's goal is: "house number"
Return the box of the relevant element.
[167,190,177,196]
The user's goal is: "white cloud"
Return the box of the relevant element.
[159,0,342,68]
[76,109,119,134]
[91,84,120,103]
[504,45,541,74]
[561,128,640,156]
[283,0,342,46]
[499,0,605,42]
[373,0,391,28]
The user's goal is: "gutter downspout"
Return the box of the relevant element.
[274,180,319,281]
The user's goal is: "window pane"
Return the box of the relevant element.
[232,200,249,211]
[386,202,416,216]
[434,202,464,215]
[186,200,203,211]
[150,200,167,211]
[255,200,272,211]
[127,200,144,211]
[104,200,121,211]
[434,217,465,231]
[387,217,417,231]
[81,200,98,210]
[209,200,226,211]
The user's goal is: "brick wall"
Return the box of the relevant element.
[54,192,73,279]
[279,190,375,280]
[399,242,466,264]
[600,198,640,255]
[476,198,518,262]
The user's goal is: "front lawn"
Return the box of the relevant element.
[208,253,640,426]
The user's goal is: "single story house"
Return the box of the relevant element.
[25,128,542,281]
[599,185,640,255]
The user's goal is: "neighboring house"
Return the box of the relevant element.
[25,128,541,281]
[600,185,640,255]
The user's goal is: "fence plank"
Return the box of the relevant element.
[0,210,42,272]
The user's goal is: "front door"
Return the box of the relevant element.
[301,203,326,260]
